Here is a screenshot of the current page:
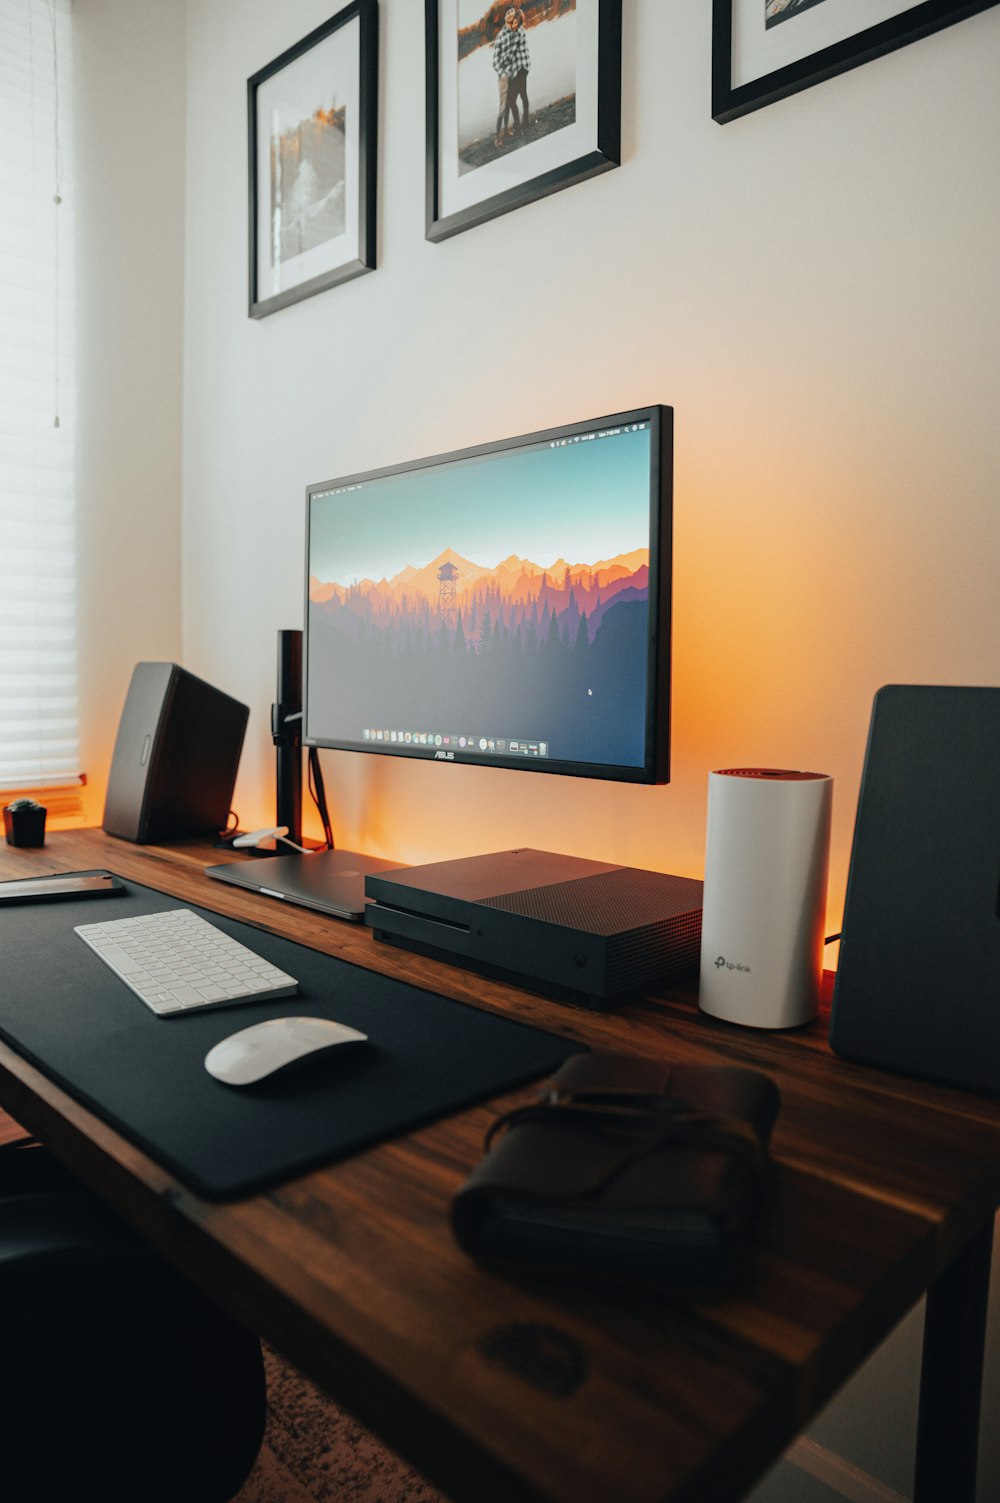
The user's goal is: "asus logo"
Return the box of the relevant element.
[434,749,455,760]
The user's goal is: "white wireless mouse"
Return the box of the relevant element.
[204,1016,368,1086]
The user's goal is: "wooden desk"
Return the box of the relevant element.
[1,830,997,1503]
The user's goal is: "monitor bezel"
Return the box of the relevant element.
[303,404,672,784]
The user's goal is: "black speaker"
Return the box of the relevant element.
[103,663,249,843]
[829,684,1000,1094]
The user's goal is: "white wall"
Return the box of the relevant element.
[74,2,1000,1499]
[73,0,186,827]
[177,1,999,936]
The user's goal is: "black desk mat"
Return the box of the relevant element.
[0,872,582,1199]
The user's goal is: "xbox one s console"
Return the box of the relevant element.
[364,848,703,1009]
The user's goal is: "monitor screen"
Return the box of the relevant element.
[304,405,672,783]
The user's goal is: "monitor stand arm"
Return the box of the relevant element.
[272,700,305,845]
[273,630,328,851]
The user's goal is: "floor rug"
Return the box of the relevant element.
[234,1344,449,1503]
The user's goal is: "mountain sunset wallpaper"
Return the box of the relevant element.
[306,426,658,770]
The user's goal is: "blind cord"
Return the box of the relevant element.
[48,0,63,428]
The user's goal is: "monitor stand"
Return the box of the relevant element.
[273,629,325,849]
[206,630,402,915]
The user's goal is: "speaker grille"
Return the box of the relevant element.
[103,663,248,843]
[830,684,1000,1093]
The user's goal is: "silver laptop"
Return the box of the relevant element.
[205,849,403,922]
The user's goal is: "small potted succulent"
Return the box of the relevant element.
[3,798,47,848]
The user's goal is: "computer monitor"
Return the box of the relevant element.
[303,405,672,784]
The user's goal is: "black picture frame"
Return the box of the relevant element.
[712,0,998,123]
[426,0,621,243]
[248,0,378,319]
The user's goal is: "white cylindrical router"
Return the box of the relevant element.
[698,768,832,1029]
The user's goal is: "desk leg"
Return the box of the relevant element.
[914,1218,993,1503]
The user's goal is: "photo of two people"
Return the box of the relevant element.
[456,1,578,175]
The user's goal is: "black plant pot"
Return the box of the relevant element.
[3,805,47,848]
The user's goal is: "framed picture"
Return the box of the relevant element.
[426,0,621,243]
[713,0,998,123]
[248,0,377,319]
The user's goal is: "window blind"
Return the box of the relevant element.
[0,0,81,795]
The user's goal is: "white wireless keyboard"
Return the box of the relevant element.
[74,907,298,1017]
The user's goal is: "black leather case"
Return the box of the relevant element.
[451,1051,780,1296]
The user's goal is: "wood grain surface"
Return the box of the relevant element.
[2,830,999,1503]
